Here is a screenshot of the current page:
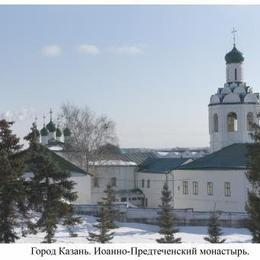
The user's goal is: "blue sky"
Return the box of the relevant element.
[1,5,260,148]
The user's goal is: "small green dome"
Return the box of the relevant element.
[56,127,62,137]
[63,127,71,137]
[225,45,244,64]
[40,126,49,136]
[46,120,56,132]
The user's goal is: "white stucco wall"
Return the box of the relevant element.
[209,103,260,152]
[41,136,48,145]
[137,172,174,208]
[173,169,250,212]
[226,63,243,83]
[71,173,92,205]
[90,165,137,204]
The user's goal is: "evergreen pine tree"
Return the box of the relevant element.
[246,123,260,242]
[63,206,82,237]
[0,120,25,243]
[87,184,117,243]
[24,123,78,243]
[87,201,114,243]
[204,210,225,243]
[156,182,181,243]
[103,184,118,229]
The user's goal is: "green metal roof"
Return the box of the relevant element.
[225,45,244,64]
[178,143,249,170]
[46,120,56,132]
[63,127,71,137]
[40,126,48,136]
[56,127,62,137]
[120,152,158,165]
[139,158,190,173]
[17,145,89,175]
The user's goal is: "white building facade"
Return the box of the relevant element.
[89,160,141,205]
[173,168,249,212]
[173,43,258,213]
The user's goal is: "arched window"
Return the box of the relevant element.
[213,113,218,132]
[227,112,238,132]
[247,112,254,131]
[235,68,237,81]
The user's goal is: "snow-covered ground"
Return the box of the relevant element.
[17,215,252,243]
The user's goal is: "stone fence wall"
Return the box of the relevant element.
[74,204,248,228]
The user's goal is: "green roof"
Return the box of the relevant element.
[56,128,62,137]
[46,120,56,132]
[63,127,71,137]
[139,158,190,173]
[120,152,158,165]
[17,145,89,175]
[178,143,249,170]
[225,45,244,64]
[40,126,48,136]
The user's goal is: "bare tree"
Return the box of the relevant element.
[60,103,118,172]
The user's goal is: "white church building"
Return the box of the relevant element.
[31,40,258,214]
[173,42,259,212]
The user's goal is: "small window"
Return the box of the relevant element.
[247,112,254,131]
[227,112,238,132]
[235,68,237,81]
[141,179,145,188]
[224,182,231,197]
[121,197,127,202]
[111,177,117,187]
[147,179,150,188]
[193,181,198,195]
[207,182,213,196]
[93,177,99,187]
[213,114,219,132]
[183,181,188,195]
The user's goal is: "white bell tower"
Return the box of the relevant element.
[209,30,260,152]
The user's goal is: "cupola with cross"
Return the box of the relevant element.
[209,29,260,152]
[39,109,71,147]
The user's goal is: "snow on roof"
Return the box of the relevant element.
[90,160,137,166]
[157,151,169,156]
[48,146,64,151]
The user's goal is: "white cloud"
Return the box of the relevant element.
[77,44,100,55]
[41,45,62,57]
[108,45,143,55]
[0,108,35,122]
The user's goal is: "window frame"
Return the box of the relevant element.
[227,112,238,132]
[111,177,117,187]
[183,180,188,195]
[147,179,150,188]
[247,112,254,131]
[93,176,99,187]
[224,182,231,197]
[192,181,198,195]
[207,182,213,196]
[213,113,219,132]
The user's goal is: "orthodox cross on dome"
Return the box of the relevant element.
[43,115,46,126]
[231,27,237,46]
[34,116,38,126]
[49,109,53,121]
